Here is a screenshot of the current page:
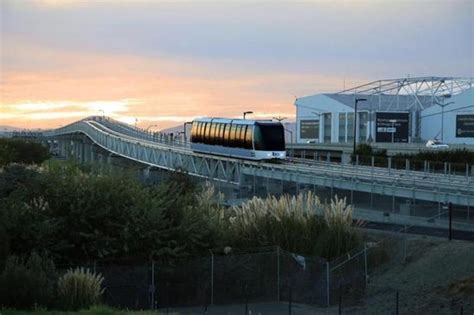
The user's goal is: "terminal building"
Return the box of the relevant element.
[295,77,474,145]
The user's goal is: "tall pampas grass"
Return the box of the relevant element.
[57,267,104,310]
[228,192,360,259]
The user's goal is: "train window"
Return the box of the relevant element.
[218,123,224,146]
[229,124,237,146]
[208,123,213,144]
[246,125,253,149]
[254,123,285,151]
[214,123,220,144]
[241,125,248,149]
[202,123,209,143]
[234,125,241,147]
[239,125,246,148]
[199,122,203,142]
[223,124,230,146]
[211,123,218,144]
[207,122,213,143]
[195,122,200,142]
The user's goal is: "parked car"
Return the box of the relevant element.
[426,139,449,149]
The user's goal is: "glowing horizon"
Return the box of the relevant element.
[1,0,472,130]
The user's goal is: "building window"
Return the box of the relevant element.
[339,113,346,142]
[323,113,332,143]
[359,112,368,142]
[347,113,354,143]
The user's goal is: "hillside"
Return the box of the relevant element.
[361,236,474,314]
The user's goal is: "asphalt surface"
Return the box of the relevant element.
[359,220,474,241]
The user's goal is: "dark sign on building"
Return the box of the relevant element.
[456,114,474,138]
[300,120,320,139]
[375,112,410,143]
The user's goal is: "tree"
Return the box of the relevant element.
[0,138,50,166]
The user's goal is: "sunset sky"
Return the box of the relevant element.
[1,0,473,130]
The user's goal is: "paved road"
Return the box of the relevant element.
[360,220,474,241]
[159,302,354,315]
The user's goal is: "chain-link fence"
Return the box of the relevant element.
[59,225,473,314]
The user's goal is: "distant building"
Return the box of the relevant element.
[295,77,474,145]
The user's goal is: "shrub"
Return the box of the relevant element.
[57,267,105,310]
[0,253,57,309]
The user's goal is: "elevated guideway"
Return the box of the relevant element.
[43,116,474,207]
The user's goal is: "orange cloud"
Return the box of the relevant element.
[1,40,359,129]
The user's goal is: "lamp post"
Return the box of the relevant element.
[353,98,367,154]
[134,117,138,128]
[433,99,454,142]
[146,124,159,132]
[389,119,396,143]
[243,111,253,120]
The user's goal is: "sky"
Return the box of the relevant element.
[1,0,473,130]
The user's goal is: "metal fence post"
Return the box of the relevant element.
[288,286,292,315]
[395,291,399,315]
[277,246,280,301]
[326,261,330,307]
[449,202,453,241]
[338,284,342,315]
[364,243,368,286]
[210,250,214,305]
[150,260,155,310]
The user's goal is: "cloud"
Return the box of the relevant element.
[1,0,472,129]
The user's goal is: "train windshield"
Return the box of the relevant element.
[254,123,285,151]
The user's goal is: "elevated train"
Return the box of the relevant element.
[190,118,286,160]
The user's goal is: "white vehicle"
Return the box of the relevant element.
[425,139,449,149]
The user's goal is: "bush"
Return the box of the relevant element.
[57,267,104,310]
[0,253,57,309]
[0,138,50,166]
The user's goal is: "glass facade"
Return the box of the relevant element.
[323,113,332,143]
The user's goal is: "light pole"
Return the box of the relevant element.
[433,99,454,142]
[146,124,159,132]
[353,98,367,154]
[389,119,396,143]
[243,111,253,120]
[311,111,324,142]
[134,117,138,128]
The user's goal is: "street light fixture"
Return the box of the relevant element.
[353,98,367,154]
[273,116,287,122]
[243,111,253,120]
[134,118,138,128]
